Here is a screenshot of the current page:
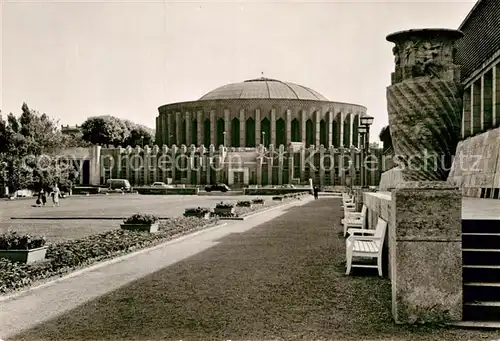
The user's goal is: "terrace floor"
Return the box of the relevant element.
[2,198,500,341]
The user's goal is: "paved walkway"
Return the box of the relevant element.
[3,197,500,341]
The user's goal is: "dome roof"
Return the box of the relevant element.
[199,77,329,101]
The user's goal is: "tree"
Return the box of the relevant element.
[81,115,154,147]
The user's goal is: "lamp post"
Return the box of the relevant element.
[222,132,226,147]
[359,115,374,187]
[140,135,144,148]
[262,131,266,147]
[358,125,367,187]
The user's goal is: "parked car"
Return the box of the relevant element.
[205,183,230,192]
[106,179,132,192]
[151,182,168,187]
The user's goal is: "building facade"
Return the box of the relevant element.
[156,77,367,149]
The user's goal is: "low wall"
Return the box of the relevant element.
[135,187,199,195]
[448,127,500,198]
[379,168,404,191]
[72,187,102,195]
[363,191,393,278]
[243,188,312,195]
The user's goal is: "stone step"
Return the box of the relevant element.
[463,265,500,283]
[463,233,500,249]
[463,301,500,322]
[448,321,500,329]
[462,220,500,234]
[464,282,500,302]
[463,249,500,266]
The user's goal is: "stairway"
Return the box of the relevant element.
[457,219,500,328]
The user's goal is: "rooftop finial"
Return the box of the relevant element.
[261,71,264,78]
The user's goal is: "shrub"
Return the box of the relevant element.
[184,207,210,215]
[272,196,283,201]
[123,213,159,225]
[215,202,234,209]
[236,200,252,207]
[252,198,265,204]
[0,231,46,250]
[0,217,218,294]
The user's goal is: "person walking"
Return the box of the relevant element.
[313,186,319,200]
[51,185,61,207]
[40,189,47,207]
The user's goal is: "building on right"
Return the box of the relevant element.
[447,0,500,198]
[456,0,500,138]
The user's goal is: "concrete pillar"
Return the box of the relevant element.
[256,154,263,185]
[175,112,181,145]
[327,111,333,147]
[472,80,481,135]
[186,153,192,185]
[185,112,191,146]
[271,108,277,146]
[168,114,174,146]
[162,115,168,147]
[493,65,497,126]
[339,112,345,147]
[301,110,306,144]
[300,147,306,182]
[240,109,245,147]
[267,152,273,185]
[391,182,462,323]
[288,147,294,183]
[329,147,336,186]
[197,111,203,146]
[286,109,292,145]
[144,150,150,185]
[349,113,354,147]
[480,76,485,131]
[255,109,261,145]
[206,155,211,184]
[210,110,216,146]
[315,111,321,147]
[278,146,284,185]
[170,148,176,184]
[224,109,230,147]
[319,145,325,186]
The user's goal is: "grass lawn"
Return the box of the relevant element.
[0,194,280,243]
[8,198,500,341]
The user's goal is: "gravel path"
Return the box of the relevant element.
[7,198,500,341]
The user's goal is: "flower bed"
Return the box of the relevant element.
[0,232,48,264]
[0,217,219,294]
[184,207,211,219]
[121,213,160,233]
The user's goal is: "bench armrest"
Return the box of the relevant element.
[347,235,381,242]
[347,228,375,235]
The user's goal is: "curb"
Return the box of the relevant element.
[0,222,228,303]
[218,197,313,221]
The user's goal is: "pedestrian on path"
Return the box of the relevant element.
[313,186,319,200]
[51,185,61,207]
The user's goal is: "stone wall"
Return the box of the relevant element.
[378,168,404,191]
[448,126,500,197]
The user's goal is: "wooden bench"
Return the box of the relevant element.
[341,205,367,237]
[345,217,387,277]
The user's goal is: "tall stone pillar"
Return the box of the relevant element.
[319,145,325,186]
[286,109,292,145]
[185,112,191,146]
[301,110,307,144]
[339,112,345,147]
[387,28,464,324]
[278,145,284,185]
[329,146,336,186]
[300,147,306,183]
[255,109,261,145]
[224,109,230,147]
[315,111,321,147]
[349,113,354,147]
[197,111,203,146]
[493,65,497,126]
[271,108,277,146]
[175,112,181,146]
[267,146,274,185]
[168,114,174,146]
[288,146,294,184]
[210,110,216,146]
[240,109,245,147]
[327,111,333,147]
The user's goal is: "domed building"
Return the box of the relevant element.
[156,77,367,149]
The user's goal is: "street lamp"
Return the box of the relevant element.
[140,135,144,148]
[358,125,367,187]
[222,132,226,147]
[359,115,374,187]
[262,131,266,147]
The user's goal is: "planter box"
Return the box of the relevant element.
[184,212,211,219]
[0,246,48,264]
[120,223,159,233]
[214,207,235,215]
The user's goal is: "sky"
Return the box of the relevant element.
[1,0,476,143]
